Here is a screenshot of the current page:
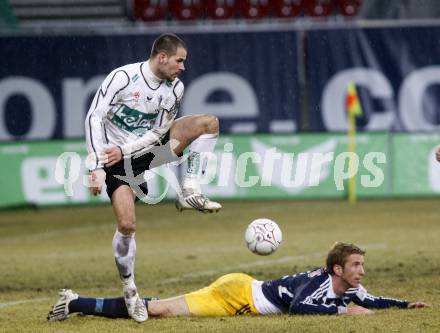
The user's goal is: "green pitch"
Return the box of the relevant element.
[0,199,439,332]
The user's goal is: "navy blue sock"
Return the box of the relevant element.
[69,297,153,319]
[69,297,98,315]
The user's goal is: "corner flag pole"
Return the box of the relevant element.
[346,83,362,204]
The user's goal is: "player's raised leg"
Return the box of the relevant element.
[171,114,222,213]
[111,185,148,322]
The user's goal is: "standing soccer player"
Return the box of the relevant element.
[84,33,221,322]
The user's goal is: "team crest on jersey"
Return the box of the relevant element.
[133,91,140,99]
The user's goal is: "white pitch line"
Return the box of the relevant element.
[161,243,386,284]
[0,297,49,309]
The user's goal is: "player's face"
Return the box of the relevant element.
[159,46,187,81]
[341,254,365,288]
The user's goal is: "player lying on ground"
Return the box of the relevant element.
[48,242,428,321]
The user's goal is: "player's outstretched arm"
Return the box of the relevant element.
[344,301,429,315]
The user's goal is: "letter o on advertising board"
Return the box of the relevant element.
[0,77,56,140]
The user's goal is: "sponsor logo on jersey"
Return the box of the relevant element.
[132,74,139,82]
[109,104,157,136]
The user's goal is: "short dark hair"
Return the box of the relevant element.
[326,242,365,275]
[150,33,187,58]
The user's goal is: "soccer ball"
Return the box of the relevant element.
[245,218,282,255]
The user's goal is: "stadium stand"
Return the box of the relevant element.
[236,0,271,20]
[336,0,362,17]
[132,0,364,23]
[8,0,129,28]
[271,0,303,19]
[132,0,167,22]
[3,0,368,29]
[358,0,440,19]
[302,0,334,17]
[6,0,440,29]
[168,0,204,21]
[205,0,236,20]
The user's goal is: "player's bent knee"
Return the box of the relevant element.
[118,221,136,234]
[205,114,219,133]
[195,114,219,134]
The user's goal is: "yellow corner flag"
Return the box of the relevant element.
[346,83,363,204]
[346,83,363,117]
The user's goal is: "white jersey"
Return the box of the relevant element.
[85,60,184,170]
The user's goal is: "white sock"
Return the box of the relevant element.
[112,230,136,280]
[183,133,218,193]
